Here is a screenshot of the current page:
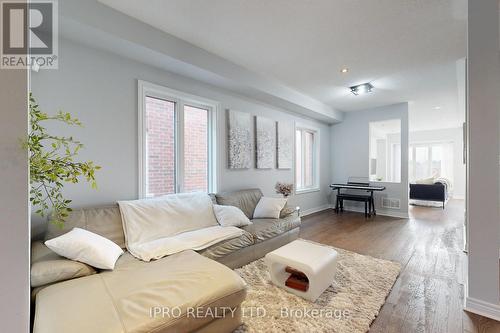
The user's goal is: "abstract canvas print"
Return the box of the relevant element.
[228,110,252,169]
[277,121,293,169]
[256,116,276,169]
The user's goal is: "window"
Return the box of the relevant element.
[144,96,176,196]
[415,146,430,180]
[369,119,401,182]
[295,126,319,192]
[138,81,217,198]
[408,142,454,182]
[183,105,209,193]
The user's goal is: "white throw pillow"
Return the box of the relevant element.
[213,204,252,227]
[415,177,435,185]
[253,197,287,219]
[45,228,124,270]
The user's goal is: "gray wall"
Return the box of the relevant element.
[465,0,500,314]
[30,38,332,237]
[0,62,30,329]
[330,103,409,217]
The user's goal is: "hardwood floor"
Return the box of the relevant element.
[299,200,500,333]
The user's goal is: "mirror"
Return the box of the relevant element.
[369,119,401,183]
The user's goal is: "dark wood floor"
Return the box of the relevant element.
[299,200,500,333]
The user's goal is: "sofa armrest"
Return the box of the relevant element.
[31,240,61,263]
[31,241,96,288]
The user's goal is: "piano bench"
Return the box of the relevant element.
[336,194,373,217]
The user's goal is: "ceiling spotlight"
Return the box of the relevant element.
[340,68,349,74]
[432,106,442,110]
[350,82,373,96]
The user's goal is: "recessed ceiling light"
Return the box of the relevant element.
[340,68,349,73]
[433,106,442,110]
[350,82,373,96]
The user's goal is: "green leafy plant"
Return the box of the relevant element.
[24,93,101,227]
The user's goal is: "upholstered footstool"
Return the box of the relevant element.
[265,239,338,302]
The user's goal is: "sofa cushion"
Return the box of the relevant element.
[45,205,126,248]
[31,241,96,288]
[199,231,254,260]
[34,250,247,333]
[215,189,263,219]
[242,214,300,243]
[280,206,297,218]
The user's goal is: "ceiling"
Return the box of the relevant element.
[99,0,468,130]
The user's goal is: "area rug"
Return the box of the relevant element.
[233,240,401,333]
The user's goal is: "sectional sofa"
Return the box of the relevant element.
[32,189,301,333]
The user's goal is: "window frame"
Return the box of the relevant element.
[408,141,452,181]
[138,80,218,198]
[295,124,320,194]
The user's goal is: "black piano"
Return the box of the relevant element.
[330,179,386,217]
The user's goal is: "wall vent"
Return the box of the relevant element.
[381,197,401,210]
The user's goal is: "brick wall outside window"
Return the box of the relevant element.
[146,96,175,197]
[145,97,209,197]
[183,105,208,192]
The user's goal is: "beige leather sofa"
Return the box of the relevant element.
[204,189,301,268]
[32,189,300,333]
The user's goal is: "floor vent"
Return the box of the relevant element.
[381,197,401,210]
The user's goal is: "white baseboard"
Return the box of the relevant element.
[341,205,409,219]
[464,297,500,322]
[300,204,333,217]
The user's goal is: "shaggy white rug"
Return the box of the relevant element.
[234,241,401,333]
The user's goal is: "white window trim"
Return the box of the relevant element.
[295,124,320,194]
[295,187,321,195]
[137,80,219,198]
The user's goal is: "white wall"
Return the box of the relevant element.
[409,127,466,198]
[30,38,332,237]
[464,0,500,320]
[330,103,409,217]
[0,63,30,330]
